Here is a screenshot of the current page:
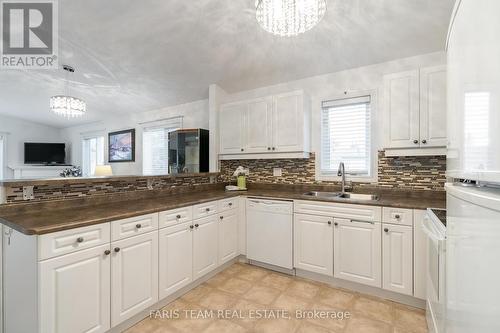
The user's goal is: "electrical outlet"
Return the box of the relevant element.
[23,186,34,200]
[273,168,282,177]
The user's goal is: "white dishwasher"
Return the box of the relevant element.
[246,198,293,269]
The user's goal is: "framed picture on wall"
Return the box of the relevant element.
[108,129,135,163]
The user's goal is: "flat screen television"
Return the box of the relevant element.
[24,143,66,165]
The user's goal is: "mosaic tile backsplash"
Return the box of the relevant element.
[220,151,446,191]
[3,174,216,204]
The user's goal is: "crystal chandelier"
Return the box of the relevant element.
[49,65,86,118]
[256,0,327,37]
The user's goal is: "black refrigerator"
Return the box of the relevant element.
[168,129,209,174]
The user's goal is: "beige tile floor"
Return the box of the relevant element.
[125,262,428,333]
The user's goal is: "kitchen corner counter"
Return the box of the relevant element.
[0,187,445,236]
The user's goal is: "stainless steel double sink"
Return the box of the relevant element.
[302,191,379,201]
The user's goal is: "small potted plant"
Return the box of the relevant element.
[233,166,249,190]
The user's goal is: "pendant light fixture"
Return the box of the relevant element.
[49,65,86,118]
[256,0,327,37]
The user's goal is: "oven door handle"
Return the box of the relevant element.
[422,216,445,242]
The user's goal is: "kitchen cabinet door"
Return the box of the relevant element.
[273,91,304,152]
[218,209,239,265]
[413,210,427,299]
[219,102,246,154]
[384,70,420,148]
[111,231,158,326]
[39,244,111,333]
[382,224,413,295]
[159,222,193,300]
[245,98,273,153]
[334,218,382,287]
[420,65,447,147]
[294,214,333,276]
[193,215,219,280]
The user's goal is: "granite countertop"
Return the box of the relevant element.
[0,188,446,236]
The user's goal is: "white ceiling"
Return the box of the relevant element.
[0,0,455,128]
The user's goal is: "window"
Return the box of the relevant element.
[321,95,373,178]
[142,118,181,175]
[82,136,104,176]
[0,134,5,180]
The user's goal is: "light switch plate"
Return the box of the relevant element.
[273,168,282,177]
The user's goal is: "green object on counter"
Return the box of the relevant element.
[237,175,246,189]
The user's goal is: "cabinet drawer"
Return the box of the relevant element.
[218,197,239,212]
[294,200,382,223]
[382,207,413,226]
[159,206,193,229]
[38,223,111,260]
[192,201,218,220]
[111,213,159,241]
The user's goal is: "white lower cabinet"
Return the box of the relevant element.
[159,222,193,299]
[382,224,413,295]
[294,213,333,276]
[413,210,428,299]
[193,215,219,280]
[218,209,239,265]
[333,218,382,288]
[111,231,159,326]
[39,244,111,333]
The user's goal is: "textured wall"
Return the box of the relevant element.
[220,151,446,191]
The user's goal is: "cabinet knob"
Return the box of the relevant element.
[384,228,389,233]
[395,214,401,219]
[334,222,338,226]
[176,214,181,219]
[135,224,142,229]
[205,208,210,212]
[228,202,232,206]
[220,216,224,220]
[328,221,332,225]
[114,247,120,253]
[413,140,419,144]
[240,148,244,152]
[189,225,194,229]
[272,147,276,151]
[76,237,84,243]
[267,147,271,150]
[195,224,199,228]
[104,250,111,255]
[422,139,427,144]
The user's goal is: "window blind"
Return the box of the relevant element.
[142,119,181,176]
[82,136,104,176]
[321,96,372,177]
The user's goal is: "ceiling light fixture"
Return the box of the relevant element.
[49,65,86,118]
[256,0,327,37]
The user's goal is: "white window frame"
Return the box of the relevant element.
[316,90,378,183]
[81,132,105,177]
[141,117,182,176]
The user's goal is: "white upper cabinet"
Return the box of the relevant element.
[219,90,310,159]
[384,70,421,149]
[245,98,273,153]
[420,65,447,147]
[384,66,447,153]
[382,224,413,296]
[219,102,246,154]
[333,218,382,288]
[273,91,305,152]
